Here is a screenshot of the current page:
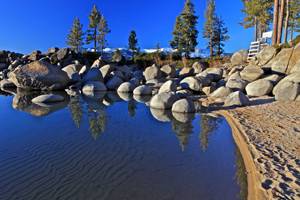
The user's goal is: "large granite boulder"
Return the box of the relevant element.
[158,80,177,94]
[226,72,248,91]
[100,64,114,81]
[224,91,250,107]
[83,68,104,83]
[62,64,81,83]
[287,43,300,74]
[192,61,208,74]
[245,79,273,97]
[273,72,300,101]
[106,76,123,90]
[240,65,264,82]
[117,82,135,93]
[171,98,195,113]
[133,85,152,95]
[198,68,223,82]
[8,61,70,90]
[161,64,176,77]
[271,48,294,74]
[210,86,232,98]
[231,50,248,66]
[150,92,179,110]
[143,65,162,81]
[256,46,277,66]
[180,77,202,92]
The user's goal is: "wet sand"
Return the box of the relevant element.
[218,100,300,200]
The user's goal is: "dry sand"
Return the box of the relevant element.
[217,100,300,200]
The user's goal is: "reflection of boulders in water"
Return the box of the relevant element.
[199,115,220,151]
[172,112,195,123]
[88,106,106,140]
[171,117,194,151]
[234,146,248,200]
[128,100,137,117]
[12,90,69,117]
[103,92,122,106]
[68,96,83,128]
[117,91,132,101]
[133,94,152,103]
[150,108,172,122]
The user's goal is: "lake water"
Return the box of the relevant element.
[0,90,247,200]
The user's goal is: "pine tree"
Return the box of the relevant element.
[97,15,110,53]
[212,16,230,57]
[289,0,300,40]
[128,30,138,52]
[241,0,273,41]
[86,5,101,51]
[170,0,198,57]
[66,17,84,52]
[204,0,216,57]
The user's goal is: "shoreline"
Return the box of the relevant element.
[216,100,300,200]
[218,110,266,200]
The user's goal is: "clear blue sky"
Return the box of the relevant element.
[0,0,254,54]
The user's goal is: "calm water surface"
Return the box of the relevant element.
[0,91,247,200]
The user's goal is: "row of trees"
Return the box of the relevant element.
[67,4,139,55]
[67,5,110,52]
[241,0,300,45]
[170,0,229,58]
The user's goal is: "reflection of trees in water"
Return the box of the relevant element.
[234,146,248,200]
[88,106,106,140]
[199,115,220,151]
[171,119,194,151]
[128,100,137,117]
[68,96,83,128]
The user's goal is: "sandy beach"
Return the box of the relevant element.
[218,100,300,200]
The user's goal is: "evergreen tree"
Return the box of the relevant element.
[128,30,138,52]
[86,5,101,51]
[241,0,273,41]
[66,17,84,52]
[97,15,110,53]
[170,0,198,57]
[204,0,216,57]
[212,16,230,57]
[289,0,300,40]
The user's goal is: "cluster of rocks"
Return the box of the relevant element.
[1,43,299,113]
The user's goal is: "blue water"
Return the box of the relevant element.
[0,91,247,200]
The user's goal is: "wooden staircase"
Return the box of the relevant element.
[247,41,268,61]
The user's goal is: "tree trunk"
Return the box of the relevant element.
[283,0,290,43]
[277,0,285,44]
[94,28,97,52]
[254,17,258,41]
[273,0,279,45]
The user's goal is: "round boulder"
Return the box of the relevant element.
[224,91,250,107]
[180,77,202,92]
[172,98,195,113]
[150,92,179,110]
[117,82,135,93]
[231,50,248,66]
[245,79,273,97]
[240,65,264,82]
[158,80,177,94]
[133,85,152,96]
[143,65,162,81]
